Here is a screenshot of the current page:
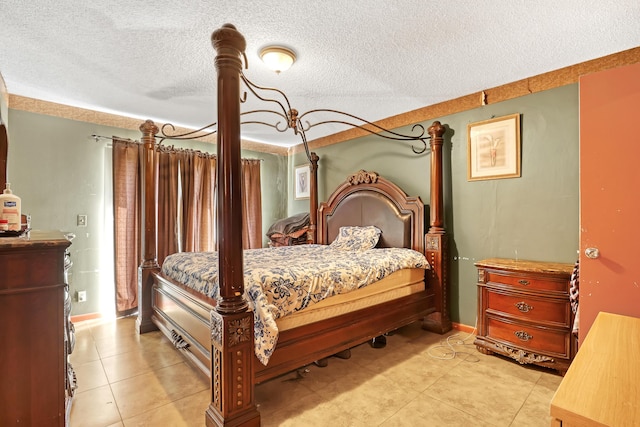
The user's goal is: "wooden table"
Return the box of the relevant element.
[549,312,640,426]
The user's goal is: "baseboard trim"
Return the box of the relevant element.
[452,321,476,335]
[71,312,103,323]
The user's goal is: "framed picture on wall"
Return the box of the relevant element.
[294,164,310,200]
[467,113,521,181]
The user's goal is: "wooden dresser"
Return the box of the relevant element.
[0,231,75,426]
[473,258,576,375]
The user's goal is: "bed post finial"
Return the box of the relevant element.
[136,119,160,335]
[140,119,159,138]
[206,24,261,427]
[211,24,247,69]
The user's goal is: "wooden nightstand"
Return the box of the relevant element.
[473,258,576,375]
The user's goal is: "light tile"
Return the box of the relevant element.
[69,317,561,426]
[261,391,369,427]
[122,389,210,427]
[381,392,494,427]
[424,356,540,425]
[90,316,138,340]
[255,370,317,416]
[293,356,375,393]
[470,351,546,383]
[511,375,563,427]
[110,362,208,419]
[70,333,100,366]
[537,370,564,390]
[101,339,185,383]
[73,359,109,393]
[94,329,167,359]
[69,384,121,427]
[315,370,418,425]
[379,349,460,393]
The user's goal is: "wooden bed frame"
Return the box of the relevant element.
[135,24,450,427]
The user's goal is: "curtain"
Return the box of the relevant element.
[180,150,217,252]
[242,159,262,249]
[157,147,180,264]
[200,155,217,250]
[113,142,259,312]
[180,150,198,252]
[112,139,143,314]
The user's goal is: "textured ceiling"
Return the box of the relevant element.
[1,1,639,147]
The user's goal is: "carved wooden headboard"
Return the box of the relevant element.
[317,170,425,253]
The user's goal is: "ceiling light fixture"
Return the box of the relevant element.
[259,46,296,74]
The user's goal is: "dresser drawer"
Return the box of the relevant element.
[486,289,571,326]
[486,316,569,357]
[484,270,568,293]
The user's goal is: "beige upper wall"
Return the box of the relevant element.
[296,46,640,154]
[6,94,288,156]
[3,46,638,156]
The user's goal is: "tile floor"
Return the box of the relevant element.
[69,316,561,426]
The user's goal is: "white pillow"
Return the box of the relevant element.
[329,226,381,251]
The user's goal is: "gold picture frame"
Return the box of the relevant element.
[294,164,310,199]
[467,113,521,181]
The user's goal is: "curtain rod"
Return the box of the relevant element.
[90,134,135,144]
[90,134,263,161]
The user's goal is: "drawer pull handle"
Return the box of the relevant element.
[518,279,530,286]
[514,330,533,341]
[515,302,533,313]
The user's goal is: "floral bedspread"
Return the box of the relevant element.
[161,244,429,365]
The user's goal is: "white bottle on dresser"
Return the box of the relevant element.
[0,183,21,231]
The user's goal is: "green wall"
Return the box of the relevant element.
[6,83,579,325]
[6,110,287,316]
[0,91,7,126]
[0,73,7,125]
[289,84,579,327]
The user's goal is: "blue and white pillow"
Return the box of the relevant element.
[329,226,381,251]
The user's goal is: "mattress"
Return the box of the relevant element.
[277,267,425,330]
[161,244,429,364]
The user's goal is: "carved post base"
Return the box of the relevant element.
[136,264,159,334]
[423,311,452,334]
[206,310,260,427]
[423,233,452,334]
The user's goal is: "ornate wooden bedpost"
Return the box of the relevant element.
[137,119,160,334]
[423,121,452,333]
[206,24,260,427]
[307,152,319,243]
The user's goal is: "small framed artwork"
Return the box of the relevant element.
[294,164,310,200]
[467,113,521,181]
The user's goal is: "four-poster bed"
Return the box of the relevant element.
[135,24,450,427]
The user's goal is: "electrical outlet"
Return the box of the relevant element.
[77,290,87,302]
[77,214,87,227]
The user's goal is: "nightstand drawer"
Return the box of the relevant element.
[487,317,568,356]
[486,289,571,326]
[485,270,568,293]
